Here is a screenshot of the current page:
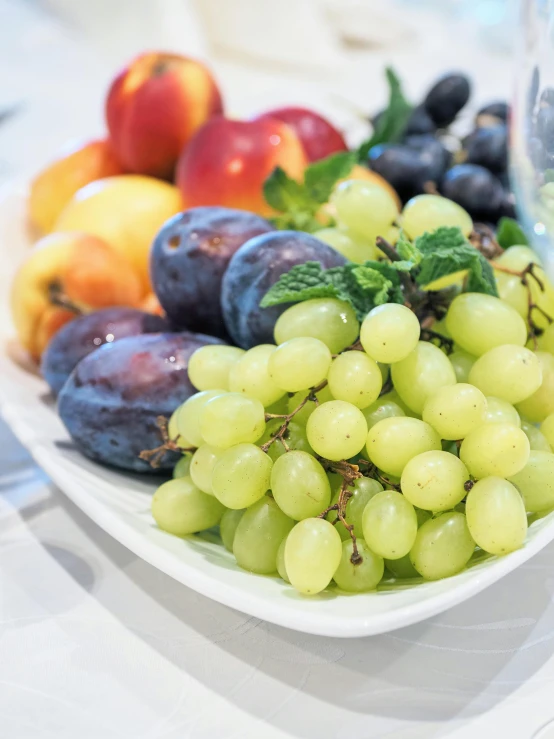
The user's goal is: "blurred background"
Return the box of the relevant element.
[0,0,516,186]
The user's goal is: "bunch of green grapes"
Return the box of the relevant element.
[151,268,554,597]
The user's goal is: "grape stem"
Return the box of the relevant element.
[490,261,554,347]
[469,224,503,260]
[48,281,83,315]
[420,328,454,354]
[139,415,195,468]
[317,460,363,565]
[261,381,328,453]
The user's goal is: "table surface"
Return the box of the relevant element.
[3,1,554,737]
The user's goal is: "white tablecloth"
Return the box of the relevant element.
[3,1,554,737]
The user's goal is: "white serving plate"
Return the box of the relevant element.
[2,186,554,638]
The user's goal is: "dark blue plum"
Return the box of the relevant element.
[41,308,168,396]
[221,231,346,349]
[404,105,437,136]
[58,332,224,472]
[536,106,554,152]
[150,207,274,338]
[540,88,554,107]
[441,164,506,221]
[424,73,471,127]
[465,125,508,173]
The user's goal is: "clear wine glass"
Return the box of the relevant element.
[512,0,554,276]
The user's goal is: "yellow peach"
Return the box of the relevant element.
[54,175,182,291]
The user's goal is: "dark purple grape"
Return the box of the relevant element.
[41,308,168,396]
[150,207,274,338]
[369,137,450,201]
[536,106,554,152]
[465,125,508,173]
[58,332,224,472]
[424,73,471,127]
[541,88,554,107]
[221,231,346,349]
[441,164,505,221]
[476,101,509,124]
[403,105,437,136]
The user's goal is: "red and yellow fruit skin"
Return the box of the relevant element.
[28,139,124,235]
[176,117,308,216]
[106,52,223,179]
[11,232,143,360]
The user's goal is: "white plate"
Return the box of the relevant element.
[2,186,554,638]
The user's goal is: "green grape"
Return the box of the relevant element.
[274,298,360,354]
[465,477,527,555]
[314,226,379,263]
[333,540,384,592]
[211,443,272,509]
[449,348,477,383]
[508,450,554,512]
[220,508,244,552]
[497,245,542,269]
[391,341,457,414]
[173,453,192,479]
[326,477,384,539]
[521,420,552,452]
[260,420,315,462]
[327,351,382,409]
[360,304,421,364]
[268,337,332,392]
[401,451,469,511]
[228,344,286,407]
[190,444,224,494]
[445,293,527,357]
[168,408,194,449]
[460,423,530,479]
[200,392,265,448]
[331,179,399,242]
[287,385,334,426]
[540,323,554,355]
[306,400,368,461]
[410,512,475,580]
[483,396,521,426]
[284,518,343,595]
[187,345,245,391]
[362,490,418,559]
[541,414,554,451]
[401,194,473,239]
[385,554,419,579]
[422,383,487,440]
[270,450,331,520]
[494,248,554,331]
[468,345,543,404]
[362,396,406,430]
[276,536,290,582]
[366,417,441,477]
[233,496,294,574]
[516,352,554,422]
[176,389,227,447]
[152,477,225,536]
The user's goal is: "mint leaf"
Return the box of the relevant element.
[352,266,392,305]
[415,226,469,255]
[259,262,336,307]
[496,217,529,249]
[393,231,423,271]
[263,167,311,214]
[466,253,499,296]
[304,151,357,204]
[358,67,413,161]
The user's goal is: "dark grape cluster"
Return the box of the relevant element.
[368,73,513,224]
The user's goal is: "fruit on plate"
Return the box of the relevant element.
[11,232,143,359]
[175,116,308,216]
[220,230,346,348]
[58,332,224,472]
[106,51,223,179]
[41,307,168,396]
[54,175,182,291]
[150,206,274,337]
[28,138,124,235]
[253,106,348,162]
